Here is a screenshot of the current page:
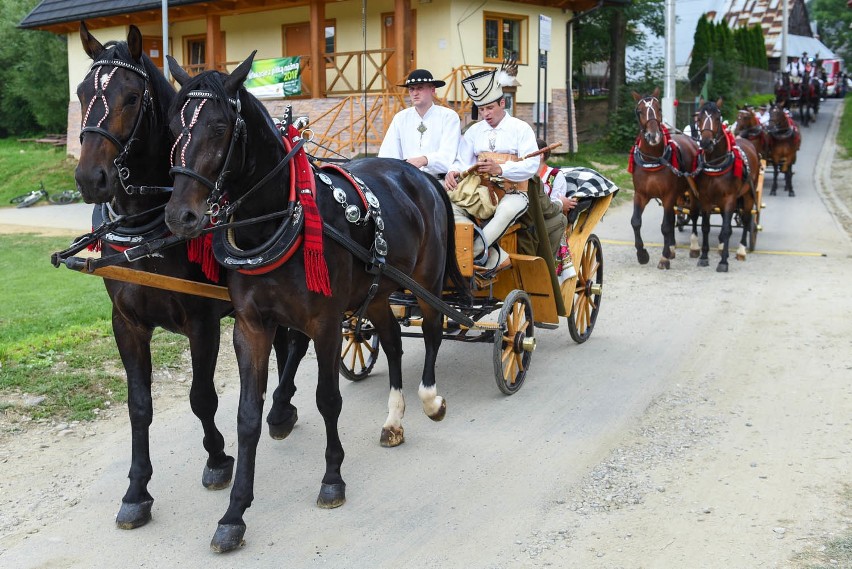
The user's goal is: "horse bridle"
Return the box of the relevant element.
[635,96,662,140]
[79,57,164,195]
[169,90,247,220]
[693,108,724,151]
[169,90,300,224]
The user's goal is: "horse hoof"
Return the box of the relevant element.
[637,249,650,265]
[788,190,796,197]
[697,259,709,267]
[202,456,235,490]
[210,523,246,553]
[380,426,405,447]
[429,398,447,422]
[657,258,670,270]
[736,253,746,262]
[689,249,700,259]
[267,409,298,440]
[115,499,153,529]
[716,263,729,273]
[769,189,776,196]
[317,483,346,509]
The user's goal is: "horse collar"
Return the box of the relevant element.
[94,202,170,252]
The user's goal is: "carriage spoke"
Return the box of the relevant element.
[341,337,355,358]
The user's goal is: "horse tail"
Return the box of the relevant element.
[430,176,471,298]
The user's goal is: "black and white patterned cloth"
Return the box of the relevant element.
[559,167,619,199]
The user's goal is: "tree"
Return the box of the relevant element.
[572,0,663,130]
[810,0,852,64]
[0,0,68,136]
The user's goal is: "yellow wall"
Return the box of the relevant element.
[65,1,569,104]
[67,26,130,98]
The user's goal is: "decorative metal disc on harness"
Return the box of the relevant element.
[318,169,388,257]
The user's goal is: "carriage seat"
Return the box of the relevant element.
[454,221,522,278]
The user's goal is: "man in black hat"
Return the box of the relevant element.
[378,69,460,179]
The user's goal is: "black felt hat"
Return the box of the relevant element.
[398,69,446,88]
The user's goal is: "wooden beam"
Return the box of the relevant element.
[309,0,326,98]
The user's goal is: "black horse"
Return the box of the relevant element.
[73,23,308,531]
[163,52,467,552]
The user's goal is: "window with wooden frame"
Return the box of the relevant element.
[483,12,527,64]
[184,35,206,75]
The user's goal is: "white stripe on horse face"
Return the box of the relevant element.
[383,388,405,430]
[418,384,443,417]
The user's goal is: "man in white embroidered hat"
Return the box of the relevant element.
[378,69,460,179]
[445,68,538,274]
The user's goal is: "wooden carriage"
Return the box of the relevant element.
[341,154,616,395]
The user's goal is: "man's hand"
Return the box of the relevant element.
[559,196,578,215]
[475,157,502,177]
[445,171,460,190]
[406,156,428,169]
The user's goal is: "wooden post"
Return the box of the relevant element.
[206,15,220,71]
[394,0,412,84]
[310,0,326,98]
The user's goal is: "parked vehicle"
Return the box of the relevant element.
[821,59,844,97]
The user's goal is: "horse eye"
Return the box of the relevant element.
[126,94,139,107]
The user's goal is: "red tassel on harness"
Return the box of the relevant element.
[188,232,219,283]
[627,135,640,173]
[288,125,331,297]
[87,228,102,253]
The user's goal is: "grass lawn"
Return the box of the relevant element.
[0,232,187,421]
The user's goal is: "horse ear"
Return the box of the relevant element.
[631,91,642,102]
[652,86,660,98]
[224,51,257,94]
[127,25,143,62]
[716,97,723,109]
[167,55,191,86]
[79,21,104,60]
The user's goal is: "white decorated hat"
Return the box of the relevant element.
[462,69,513,107]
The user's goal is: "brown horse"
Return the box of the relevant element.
[629,88,700,269]
[690,99,761,272]
[765,103,801,196]
[734,106,770,161]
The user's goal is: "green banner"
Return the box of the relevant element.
[245,56,301,98]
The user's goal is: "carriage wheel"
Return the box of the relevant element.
[340,317,380,382]
[568,234,604,344]
[493,290,535,395]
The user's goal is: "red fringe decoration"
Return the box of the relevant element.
[627,146,636,173]
[661,125,679,171]
[724,127,744,179]
[288,125,331,297]
[188,232,219,283]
